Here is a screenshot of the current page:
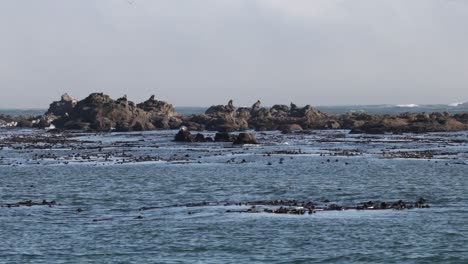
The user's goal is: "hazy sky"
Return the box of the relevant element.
[1,0,468,108]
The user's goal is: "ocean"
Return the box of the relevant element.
[0,106,467,263]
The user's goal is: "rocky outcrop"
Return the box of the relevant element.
[0,114,20,128]
[179,101,242,132]
[214,132,237,142]
[174,127,214,143]
[345,112,468,134]
[174,127,193,142]
[0,114,46,128]
[136,95,176,116]
[4,92,468,134]
[50,93,181,132]
[249,102,329,131]
[47,93,77,117]
[183,100,330,132]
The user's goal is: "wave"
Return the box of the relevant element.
[395,104,419,108]
[348,109,367,113]
[448,102,465,107]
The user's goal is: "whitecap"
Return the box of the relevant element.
[448,102,464,107]
[45,124,56,130]
[396,104,419,108]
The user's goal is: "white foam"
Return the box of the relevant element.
[448,102,464,107]
[396,104,419,108]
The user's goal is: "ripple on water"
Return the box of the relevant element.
[0,129,467,263]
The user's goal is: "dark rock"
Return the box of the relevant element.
[214,132,236,142]
[16,120,33,127]
[326,120,341,129]
[63,120,91,130]
[193,133,206,142]
[233,133,258,145]
[174,127,192,142]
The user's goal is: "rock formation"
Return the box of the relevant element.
[49,93,181,132]
[4,92,468,134]
[47,93,77,117]
[182,100,330,132]
[174,126,193,142]
[233,133,258,145]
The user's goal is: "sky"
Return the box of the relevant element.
[1,0,468,108]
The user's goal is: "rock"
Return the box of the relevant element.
[181,121,204,131]
[280,124,303,134]
[63,120,91,130]
[136,95,176,116]
[326,120,341,129]
[50,93,178,132]
[271,104,290,114]
[199,100,250,132]
[174,126,192,142]
[168,117,184,129]
[21,92,468,133]
[350,124,386,134]
[348,128,364,134]
[233,133,258,145]
[193,133,207,142]
[16,120,33,128]
[34,116,55,129]
[216,123,240,133]
[214,132,236,142]
[205,100,236,115]
[46,93,77,117]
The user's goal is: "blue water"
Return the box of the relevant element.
[0,129,467,263]
[0,109,45,117]
[316,104,468,115]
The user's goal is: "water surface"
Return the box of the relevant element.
[0,129,467,263]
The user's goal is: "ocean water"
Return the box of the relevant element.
[0,109,45,117]
[0,128,467,263]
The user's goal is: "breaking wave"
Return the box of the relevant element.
[396,104,419,108]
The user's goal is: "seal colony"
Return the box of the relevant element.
[1,92,468,134]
